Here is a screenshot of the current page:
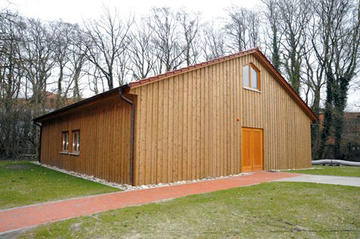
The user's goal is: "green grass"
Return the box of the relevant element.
[18,182,360,239]
[0,161,119,209]
[289,165,360,177]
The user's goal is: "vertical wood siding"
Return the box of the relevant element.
[40,93,132,184]
[131,54,312,185]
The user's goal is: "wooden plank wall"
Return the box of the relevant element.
[131,54,312,185]
[241,55,312,170]
[40,93,132,184]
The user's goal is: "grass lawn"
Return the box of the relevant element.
[18,182,360,239]
[289,165,360,177]
[0,161,119,209]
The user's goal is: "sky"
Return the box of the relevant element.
[1,0,261,23]
[1,0,359,111]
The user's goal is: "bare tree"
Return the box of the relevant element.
[21,18,56,157]
[84,8,132,90]
[149,8,185,73]
[51,21,74,108]
[0,10,31,158]
[83,63,103,95]
[225,6,261,52]
[277,0,312,94]
[177,9,200,66]
[262,0,282,71]
[201,23,226,60]
[303,42,326,159]
[67,25,88,101]
[116,51,130,86]
[22,18,55,116]
[129,22,156,80]
[0,10,24,105]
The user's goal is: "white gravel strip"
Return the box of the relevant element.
[31,161,252,191]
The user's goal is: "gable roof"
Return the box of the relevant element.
[34,48,317,122]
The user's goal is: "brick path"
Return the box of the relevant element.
[0,171,298,234]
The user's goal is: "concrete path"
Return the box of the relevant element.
[275,174,360,187]
[0,171,297,234]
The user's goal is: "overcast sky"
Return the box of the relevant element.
[1,0,359,111]
[1,0,261,23]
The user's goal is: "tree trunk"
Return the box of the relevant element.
[333,77,350,158]
[318,74,334,159]
[311,88,321,159]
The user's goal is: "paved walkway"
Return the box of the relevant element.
[0,171,297,234]
[275,174,360,187]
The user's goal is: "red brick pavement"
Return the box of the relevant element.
[0,171,299,234]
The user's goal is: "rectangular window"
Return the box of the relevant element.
[251,67,258,89]
[243,63,260,91]
[62,131,69,152]
[243,65,250,87]
[72,130,80,153]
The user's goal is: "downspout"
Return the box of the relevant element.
[33,122,42,163]
[119,85,135,185]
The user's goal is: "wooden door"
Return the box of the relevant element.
[241,128,263,172]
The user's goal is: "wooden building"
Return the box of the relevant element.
[34,48,317,186]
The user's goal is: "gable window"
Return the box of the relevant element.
[72,130,80,153]
[243,63,260,91]
[62,131,69,152]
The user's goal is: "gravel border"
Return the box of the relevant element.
[31,161,252,191]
